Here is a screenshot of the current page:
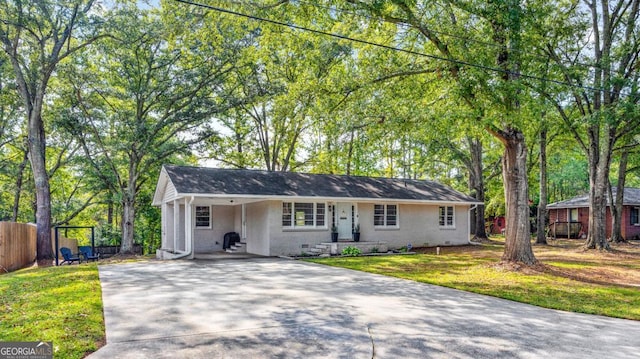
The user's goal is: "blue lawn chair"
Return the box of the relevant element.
[60,247,82,265]
[78,246,100,262]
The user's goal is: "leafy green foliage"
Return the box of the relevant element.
[53,2,249,251]
[341,245,362,256]
[1,0,637,257]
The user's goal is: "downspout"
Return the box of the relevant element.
[173,199,179,254]
[468,204,478,244]
[188,196,195,259]
[172,196,195,260]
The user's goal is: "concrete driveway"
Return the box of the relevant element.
[89,258,640,358]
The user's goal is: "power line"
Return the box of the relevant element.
[283,0,598,70]
[173,0,602,93]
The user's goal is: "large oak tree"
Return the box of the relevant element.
[0,0,104,263]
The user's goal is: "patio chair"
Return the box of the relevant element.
[60,247,82,265]
[78,246,100,262]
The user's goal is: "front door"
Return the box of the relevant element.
[335,202,353,240]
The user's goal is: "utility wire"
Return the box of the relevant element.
[174,0,602,93]
[274,0,598,70]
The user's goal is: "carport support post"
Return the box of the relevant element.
[174,200,179,252]
[185,196,195,259]
[242,204,246,241]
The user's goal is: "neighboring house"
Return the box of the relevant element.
[152,165,482,258]
[547,187,640,240]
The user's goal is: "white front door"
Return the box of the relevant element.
[335,202,352,240]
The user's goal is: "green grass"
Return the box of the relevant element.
[0,264,104,358]
[307,244,640,320]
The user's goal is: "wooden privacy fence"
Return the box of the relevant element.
[0,222,37,274]
[0,222,78,274]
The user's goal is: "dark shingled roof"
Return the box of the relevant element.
[163,165,480,203]
[547,187,640,208]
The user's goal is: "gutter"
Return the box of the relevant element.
[173,192,483,206]
[188,196,195,259]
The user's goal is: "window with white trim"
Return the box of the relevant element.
[282,203,292,226]
[282,202,326,228]
[631,207,640,225]
[195,206,211,228]
[374,204,398,227]
[439,206,455,228]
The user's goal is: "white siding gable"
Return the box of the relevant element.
[163,180,177,203]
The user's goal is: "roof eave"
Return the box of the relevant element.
[152,166,169,206]
[165,192,483,206]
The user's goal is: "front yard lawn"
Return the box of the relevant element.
[308,239,640,320]
[0,264,104,358]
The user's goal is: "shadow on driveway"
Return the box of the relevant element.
[89,258,640,358]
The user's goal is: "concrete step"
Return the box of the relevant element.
[315,244,331,250]
[226,245,247,254]
[307,248,323,254]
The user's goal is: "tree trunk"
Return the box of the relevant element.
[120,193,135,254]
[346,130,354,175]
[497,128,536,264]
[4,44,54,264]
[120,156,139,254]
[610,150,628,243]
[584,128,612,250]
[468,137,488,240]
[586,182,610,249]
[29,109,53,264]
[107,200,114,227]
[536,128,548,245]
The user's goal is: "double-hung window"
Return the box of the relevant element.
[631,207,640,225]
[282,202,326,228]
[374,204,398,228]
[195,206,211,228]
[439,206,455,228]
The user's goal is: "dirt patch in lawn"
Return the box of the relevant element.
[536,240,640,288]
[414,239,640,288]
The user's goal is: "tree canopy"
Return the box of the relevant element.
[1,0,637,261]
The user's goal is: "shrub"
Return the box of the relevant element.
[341,246,362,256]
